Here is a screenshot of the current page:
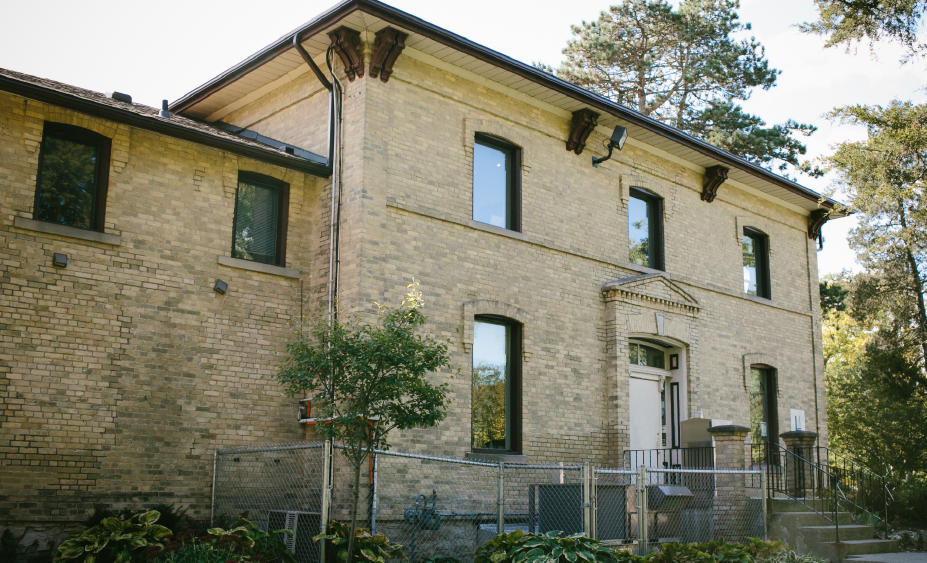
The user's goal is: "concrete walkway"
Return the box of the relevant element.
[847,553,927,562]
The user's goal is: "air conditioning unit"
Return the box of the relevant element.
[268,510,321,563]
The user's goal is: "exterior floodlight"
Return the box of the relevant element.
[52,253,68,268]
[214,279,228,295]
[592,126,628,168]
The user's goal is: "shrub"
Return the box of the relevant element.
[314,521,406,563]
[54,510,172,563]
[86,504,190,532]
[475,530,618,563]
[758,552,827,563]
[146,519,296,563]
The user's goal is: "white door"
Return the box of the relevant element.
[629,376,662,451]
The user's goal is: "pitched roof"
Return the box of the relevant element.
[0,68,330,177]
[170,0,842,214]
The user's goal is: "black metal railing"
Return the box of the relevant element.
[766,443,843,542]
[624,447,715,470]
[816,446,892,533]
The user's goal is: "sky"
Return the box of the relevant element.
[2,0,922,278]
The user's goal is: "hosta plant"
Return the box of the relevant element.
[54,510,172,563]
[314,520,407,563]
[475,530,618,563]
[145,520,296,563]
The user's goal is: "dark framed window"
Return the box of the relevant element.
[471,315,522,454]
[743,228,770,299]
[34,123,112,232]
[472,133,521,232]
[628,342,666,369]
[749,366,779,449]
[628,188,664,270]
[231,172,290,267]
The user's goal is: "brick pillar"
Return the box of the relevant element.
[708,425,750,542]
[780,431,818,499]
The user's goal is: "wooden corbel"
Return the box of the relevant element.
[808,209,829,240]
[566,108,600,155]
[328,27,364,81]
[370,27,408,83]
[701,165,729,202]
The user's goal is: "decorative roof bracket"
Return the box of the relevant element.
[328,27,364,81]
[370,27,409,83]
[808,209,829,240]
[566,108,600,155]
[701,165,729,202]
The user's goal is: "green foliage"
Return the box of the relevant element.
[276,281,454,562]
[313,521,406,563]
[421,556,459,563]
[819,279,849,313]
[540,0,817,174]
[887,477,927,527]
[799,0,927,62]
[54,510,172,563]
[87,505,189,533]
[758,551,827,563]
[146,519,296,563]
[474,529,618,563]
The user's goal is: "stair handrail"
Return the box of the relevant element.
[767,443,843,542]
[816,446,890,533]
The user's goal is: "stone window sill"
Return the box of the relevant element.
[466,452,529,464]
[468,220,529,242]
[217,255,300,279]
[625,262,667,276]
[742,293,777,307]
[14,216,122,245]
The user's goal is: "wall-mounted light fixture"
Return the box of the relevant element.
[213,279,228,295]
[52,253,68,268]
[592,126,628,168]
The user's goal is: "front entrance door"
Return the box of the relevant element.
[629,375,663,451]
[749,367,778,460]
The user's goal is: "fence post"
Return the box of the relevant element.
[497,462,505,535]
[371,451,378,534]
[211,449,218,527]
[320,440,332,563]
[637,465,648,556]
[583,462,591,537]
[761,467,768,540]
[591,464,598,540]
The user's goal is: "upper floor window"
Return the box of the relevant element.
[232,172,290,267]
[472,316,522,454]
[472,134,520,231]
[628,188,664,270]
[34,123,111,231]
[743,228,770,299]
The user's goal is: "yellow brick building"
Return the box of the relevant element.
[0,0,841,550]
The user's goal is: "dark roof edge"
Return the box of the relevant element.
[170,0,837,210]
[0,74,332,179]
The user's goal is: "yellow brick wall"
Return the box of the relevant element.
[0,91,332,535]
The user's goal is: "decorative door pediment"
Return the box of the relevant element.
[602,273,699,315]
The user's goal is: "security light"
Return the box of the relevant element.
[592,126,628,168]
[52,253,68,268]
[214,279,228,295]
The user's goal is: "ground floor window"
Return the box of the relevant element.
[749,366,779,462]
[471,316,522,453]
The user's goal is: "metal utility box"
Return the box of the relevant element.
[680,419,711,449]
[648,485,693,511]
[268,510,321,563]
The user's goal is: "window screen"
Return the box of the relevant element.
[232,174,288,266]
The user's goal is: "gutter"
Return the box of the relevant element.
[169,0,840,211]
[0,74,331,179]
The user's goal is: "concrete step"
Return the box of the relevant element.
[769,497,835,513]
[847,553,927,562]
[770,510,855,528]
[826,539,902,557]
[801,524,876,542]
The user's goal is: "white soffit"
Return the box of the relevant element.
[179,9,829,214]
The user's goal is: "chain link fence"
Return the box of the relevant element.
[212,442,765,562]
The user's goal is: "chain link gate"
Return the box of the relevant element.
[212,443,766,561]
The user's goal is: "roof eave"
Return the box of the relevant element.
[0,75,331,179]
[170,0,837,209]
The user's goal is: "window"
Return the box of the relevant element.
[628,188,664,270]
[471,316,522,453]
[749,366,778,462]
[628,342,666,369]
[743,228,770,299]
[34,123,112,231]
[231,172,290,267]
[472,134,520,231]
